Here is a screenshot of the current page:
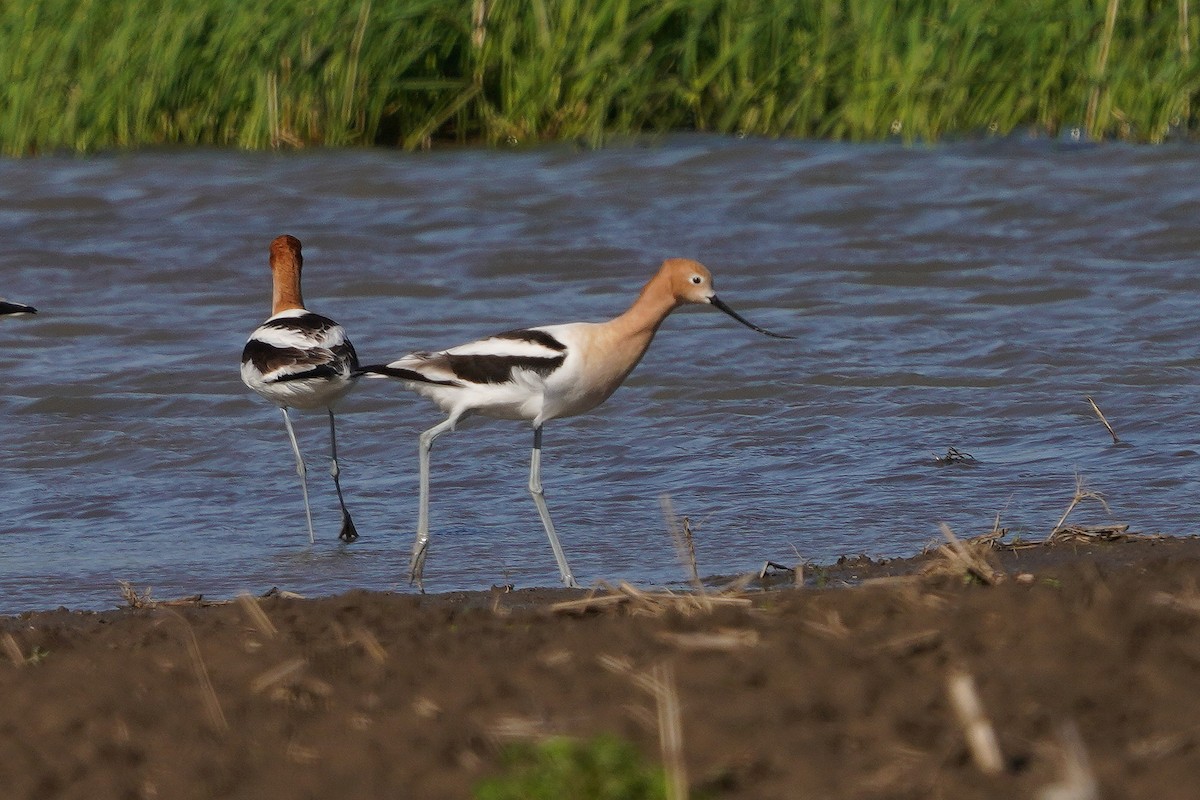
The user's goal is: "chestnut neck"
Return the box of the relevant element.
[269,241,305,315]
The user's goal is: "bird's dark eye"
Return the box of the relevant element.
[690,275,703,285]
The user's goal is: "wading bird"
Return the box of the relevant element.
[361,257,792,589]
[241,235,360,544]
[0,299,36,315]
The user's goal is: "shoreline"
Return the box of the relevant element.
[7,525,1183,619]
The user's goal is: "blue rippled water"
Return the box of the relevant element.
[1,136,1199,613]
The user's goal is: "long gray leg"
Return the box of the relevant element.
[412,416,457,590]
[280,407,315,544]
[328,410,358,543]
[529,426,578,588]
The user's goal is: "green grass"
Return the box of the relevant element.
[473,735,668,800]
[1,0,1197,154]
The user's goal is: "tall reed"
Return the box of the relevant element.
[1,0,1196,154]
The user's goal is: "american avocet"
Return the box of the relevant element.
[241,235,360,544]
[362,257,792,589]
[0,299,36,315]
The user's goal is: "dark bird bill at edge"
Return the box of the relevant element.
[0,300,37,316]
[710,295,793,339]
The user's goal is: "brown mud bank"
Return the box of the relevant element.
[3,534,1200,799]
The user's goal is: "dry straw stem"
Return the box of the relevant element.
[2,632,24,668]
[350,625,388,665]
[251,657,334,707]
[119,580,217,609]
[237,593,278,639]
[790,543,805,587]
[119,580,153,608]
[550,581,750,616]
[1048,523,1156,544]
[251,658,309,694]
[487,714,554,742]
[1085,396,1119,444]
[161,609,229,733]
[660,495,702,589]
[1050,475,1112,538]
[651,663,688,800]
[1038,722,1099,800]
[655,629,760,652]
[601,658,689,800]
[924,523,1003,585]
[946,667,1005,776]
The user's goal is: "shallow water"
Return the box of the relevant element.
[1,136,1198,613]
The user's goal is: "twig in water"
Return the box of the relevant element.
[947,667,1004,776]
[934,446,977,464]
[1085,396,1119,444]
[660,495,702,589]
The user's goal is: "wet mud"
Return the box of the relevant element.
[3,536,1200,798]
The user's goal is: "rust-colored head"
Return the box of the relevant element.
[269,235,305,314]
[656,257,717,305]
[653,257,793,339]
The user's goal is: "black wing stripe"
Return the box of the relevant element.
[272,364,342,383]
[242,339,338,376]
[491,328,567,352]
[444,353,565,385]
[261,313,338,336]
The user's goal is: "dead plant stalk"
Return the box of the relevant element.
[614,660,688,800]
[1051,476,1111,536]
[660,495,701,589]
[1085,396,1119,444]
[164,610,229,732]
[947,668,1004,776]
[2,632,24,668]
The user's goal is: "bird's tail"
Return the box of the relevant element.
[354,364,459,386]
